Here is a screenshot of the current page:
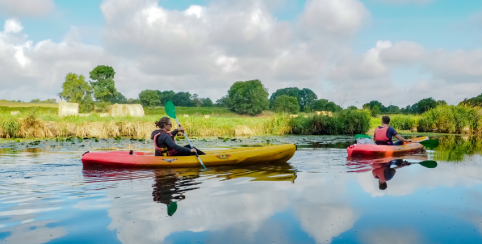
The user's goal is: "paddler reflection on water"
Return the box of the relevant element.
[374,116,411,146]
[151,117,205,156]
[372,159,410,190]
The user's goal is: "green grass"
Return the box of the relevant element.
[0,102,58,108]
[0,106,58,115]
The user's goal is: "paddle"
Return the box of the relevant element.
[354,134,439,148]
[165,101,206,169]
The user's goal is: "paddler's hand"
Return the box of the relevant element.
[178,127,184,132]
[190,148,196,153]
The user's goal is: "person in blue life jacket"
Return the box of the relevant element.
[151,117,205,156]
[374,116,411,146]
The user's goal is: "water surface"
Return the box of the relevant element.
[1,135,482,243]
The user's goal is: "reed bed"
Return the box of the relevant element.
[0,110,370,139]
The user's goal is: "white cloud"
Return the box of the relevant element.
[373,0,433,3]
[0,0,55,17]
[4,19,23,34]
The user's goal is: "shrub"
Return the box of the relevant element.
[289,109,370,135]
[417,105,479,133]
[227,79,269,115]
[390,115,419,130]
[272,95,300,114]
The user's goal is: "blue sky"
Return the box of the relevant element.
[1,0,482,106]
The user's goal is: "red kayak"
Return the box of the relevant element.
[347,136,427,157]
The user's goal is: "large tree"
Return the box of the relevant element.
[89,65,118,103]
[139,90,160,107]
[272,95,300,114]
[59,73,94,112]
[459,94,482,107]
[201,98,214,107]
[157,90,176,105]
[313,99,342,112]
[362,100,387,113]
[299,88,318,111]
[215,95,229,107]
[172,92,192,107]
[228,79,269,115]
[269,87,317,111]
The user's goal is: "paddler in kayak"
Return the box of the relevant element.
[374,116,411,146]
[151,117,205,156]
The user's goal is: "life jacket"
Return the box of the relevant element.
[374,126,390,143]
[153,130,178,156]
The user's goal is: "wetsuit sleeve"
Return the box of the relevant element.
[161,134,191,154]
[171,129,179,137]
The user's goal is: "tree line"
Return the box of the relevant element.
[57,65,482,115]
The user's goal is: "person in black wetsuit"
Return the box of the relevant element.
[151,117,205,156]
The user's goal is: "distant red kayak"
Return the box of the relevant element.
[347,136,427,157]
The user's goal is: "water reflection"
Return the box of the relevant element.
[3,136,482,243]
[347,155,437,191]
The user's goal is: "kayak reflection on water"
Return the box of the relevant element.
[347,156,437,190]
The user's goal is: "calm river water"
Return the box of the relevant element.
[1,135,482,244]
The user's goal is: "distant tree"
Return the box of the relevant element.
[387,105,400,114]
[215,95,229,107]
[127,98,142,104]
[172,92,192,107]
[371,105,380,117]
[412,98,437,114]
[362,100,387,113]
[190,94,202,107]
[201,98,214,107]
[313,99,342,112]
[269,87,300,108]
[299,88,318,112]
[228,79,269,115]
[459,94,482,107]
[347,106,358,110]
[30,99,41,103]
[437,100,447,106]
[16,100,22,103]
[269,87,317,111]
[272,95,300,114]
[59,72,94,112]
[111,92,127,104]
[158,90,176,105]
[139,90,160,107]
[89,65,117,103]
[313,99,329,111]
[43,99,57,103]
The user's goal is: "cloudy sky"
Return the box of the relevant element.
[1,0,482,107]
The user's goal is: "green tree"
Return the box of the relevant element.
[313,99,342,112]
[362,100,387,113]
[387,105,400,114]
[269,87,300,108]
[215,95,229,107]
[460,94,482,107]
[30,99,41,103]
[111,92,127,104]
[412,98,437,114]
[59,72,94,112]
[172,92,192,106]
[158,90,176,105]
[127,98,141,104]
[190,94,202,107]
[299,88,318,111]
[201,98,214,107]
[139,90,160,107]
[371,105,380,117]
[347,106,358,110]
[228,79,269,115]
[89,65,118,103]
[272,95,300,114]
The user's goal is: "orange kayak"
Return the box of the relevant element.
[346,136,427,157]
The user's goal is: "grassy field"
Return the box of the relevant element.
[0,102,58,108]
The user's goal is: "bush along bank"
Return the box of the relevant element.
[289,109,371,135]
[0,110,372,139]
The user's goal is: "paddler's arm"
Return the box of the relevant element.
[395,134,410,142]
[162,134,192,154]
